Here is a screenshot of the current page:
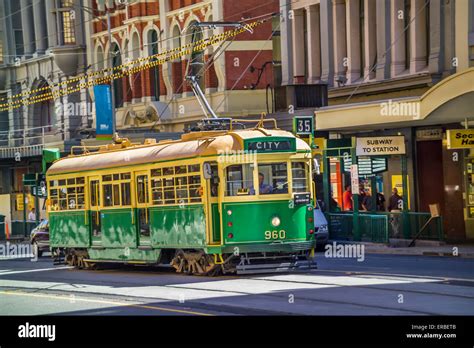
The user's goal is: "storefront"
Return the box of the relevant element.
[315,68,474,241]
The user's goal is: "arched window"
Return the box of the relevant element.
[148,30,160,100]
[111,43,123,108]
[171,25,183,94]
[31,79,53,133]
[96,45,104,71]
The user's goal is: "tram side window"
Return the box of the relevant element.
[150,164,202,205]
[257,162,288,195]
[175,176,188,203]
[102,173,131,207]
[136,175,149,204]
[225,164,255,196]
[292,162,309,193]
[189,175,201,202]
[48,177,85,210]
[90,181,100,206]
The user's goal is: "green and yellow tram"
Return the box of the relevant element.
[46,119,316,275]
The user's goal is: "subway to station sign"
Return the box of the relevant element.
[447,129,474,149]
[356,136,406,156]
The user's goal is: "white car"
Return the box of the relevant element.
[313,200,329,250]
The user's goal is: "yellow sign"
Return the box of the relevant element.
[447,129,474,149]
[16,194,24,211]
[312,137,325,154]
[391,175,411,209]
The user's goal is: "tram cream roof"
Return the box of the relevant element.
[47,129,310,175]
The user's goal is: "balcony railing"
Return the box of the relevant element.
[0,124,64,159]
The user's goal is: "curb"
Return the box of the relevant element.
[363,248,474,259]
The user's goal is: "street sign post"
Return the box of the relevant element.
[350,164,359,195]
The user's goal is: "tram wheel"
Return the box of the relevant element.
[170,250,221,276]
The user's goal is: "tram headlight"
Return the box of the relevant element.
[271,216,281,227]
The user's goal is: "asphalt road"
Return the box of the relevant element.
[1,253,473,316]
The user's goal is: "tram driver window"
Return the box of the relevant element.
[292,162,309,193]
[225,164,255,196]
[257,162,288,194]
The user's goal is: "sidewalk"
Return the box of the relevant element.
[330,239,474,258]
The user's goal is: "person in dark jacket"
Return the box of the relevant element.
[376,191,386,211]
[388,188,403,211]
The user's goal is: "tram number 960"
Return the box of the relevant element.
[264,230,286,240]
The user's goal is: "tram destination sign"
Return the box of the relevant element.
[293,192,311,205]
[356,136,405,156]
[245,138,296,153]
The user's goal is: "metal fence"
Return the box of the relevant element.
[0,221,37,241]
[327,211,443,244]
[386,212,443,240]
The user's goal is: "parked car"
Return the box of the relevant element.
[314,200,329,250]
[30,219,49,258]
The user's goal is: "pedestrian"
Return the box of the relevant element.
[358,185,366,210]
[388,188,403,238]
[362,190,375,211]
[342,184,353,211]
[388,188,403,211]
[28,208,36,221]
[330,195,340,212]
[376,191,386,211]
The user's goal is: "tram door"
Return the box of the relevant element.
[135,171,150,245]
[88,176,102,245]
[204,162,221,245]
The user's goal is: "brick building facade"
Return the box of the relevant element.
[89,0,278,132]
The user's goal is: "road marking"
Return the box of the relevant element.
[0,290,213,316]
[0,266,73,276]
[315,269,474,283]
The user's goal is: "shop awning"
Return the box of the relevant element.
[315,68,474,131]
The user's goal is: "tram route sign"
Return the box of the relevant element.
[293,116,314,136]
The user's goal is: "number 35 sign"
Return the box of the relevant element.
[293,116,314,136]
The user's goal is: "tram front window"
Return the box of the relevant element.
[225,164,255,196]
[292,162,309,192]
[257,162,288,194]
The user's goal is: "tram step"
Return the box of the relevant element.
[236,260,317,275]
